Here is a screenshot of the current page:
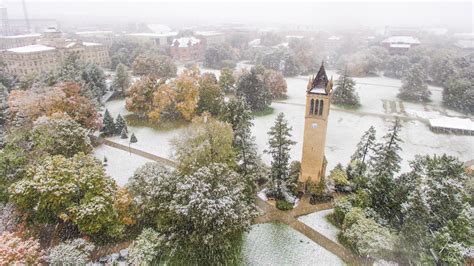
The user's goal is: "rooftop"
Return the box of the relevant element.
[75,31,113,35]
[308,63,330,94]
[128,32,178,38]
[195,31,223,36]
[390,43,411,48]
[0,34,41,39]
[171,37,200,48]
[7,44,56,53]
[429,117,474,131]
[382,36,420,44]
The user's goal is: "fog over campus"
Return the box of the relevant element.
[2,0,473,31]
[0,0,473,265]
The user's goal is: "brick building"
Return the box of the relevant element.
[169,36,203,61]
[0,27,110,77]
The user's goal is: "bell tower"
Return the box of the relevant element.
[299,62,333,187]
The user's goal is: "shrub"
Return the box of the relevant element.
[342,217,396,259]
[47,238,95,265]
[333,197,352,226]
[342,207,364,231]
[128,228,162,265]
[0,232,43,265]
[276,200,293,211]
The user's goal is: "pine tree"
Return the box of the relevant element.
[220,98,265,199]
[120,128,128,139]
[111,63,131,96]
[398,63,431,102]
[400,187,431,263]
[332,68,360,106]
[370,119,403,178]
[368,119,403,224]
[235,66,272,112]
[102,109,115,136]
[115,114,128,135]
[350,126,377,177]
[130,133,138,144]
[197,73,224,116]
[266,113,297,193]
[218,68,235,93]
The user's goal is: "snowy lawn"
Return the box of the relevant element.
[99,63,473,183]
[240,222,345,266]
[298,209,340,243]
[93,144,154,186]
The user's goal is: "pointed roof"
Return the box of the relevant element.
[307,62,331,95]
[312,62,328,89]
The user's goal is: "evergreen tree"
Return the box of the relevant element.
[400,187,431,263]
[235,66,272,112]
[218,68,235,93]
[102,109,115,136]
[370,119,403,178]
[57,53,83,83]
[266,113,296,193]
[350,126,377,178]
[398,63,431,102]
[443,77,474,114]
[130,133,138,144]
[384,55,410,78]
[111,63,131,96]
[81,63,107,101]
[368,119,403,224]
[197,73,224,116]
[115,114,128,135]
[120,128,128,139]
[332,68,360,106]
[220,98,265,199]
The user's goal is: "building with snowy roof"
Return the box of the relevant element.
[169,37,203,61]
[74,30,115,46]
[381,36,420,54]
[0,27,110,77]
[0,33,40,49]
[127,32,178,47]
[429,117,474,135]
[195,31,225,45]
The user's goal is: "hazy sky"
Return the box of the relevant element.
[2,0,473,31]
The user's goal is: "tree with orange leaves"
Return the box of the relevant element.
[7,82,101,131]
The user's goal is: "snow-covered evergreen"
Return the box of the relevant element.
[267,113,296,193]
[332,69,360,106]
[398,63,431,102]
[102,109,115,136]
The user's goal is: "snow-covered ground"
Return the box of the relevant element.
[99,62,473,184]
[93,144,154,186]
[240,223,345,265]
[298,209,340,243]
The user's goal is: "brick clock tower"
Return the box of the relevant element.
[299,63,333,189]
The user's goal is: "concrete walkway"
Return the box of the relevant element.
[255,197,370,266]
[99,138,369,265]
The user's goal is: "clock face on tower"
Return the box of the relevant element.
[312,123,318,129]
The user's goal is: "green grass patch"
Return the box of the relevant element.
[252,106,275,117]
[326,213,342,229]
[276,200,294,211]
[124,114,189,131]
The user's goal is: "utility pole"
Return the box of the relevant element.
[22,0,30,33]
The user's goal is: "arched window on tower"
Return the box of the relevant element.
[319,100,324,116]
[314,99,319,115]
[310,99,315,115]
